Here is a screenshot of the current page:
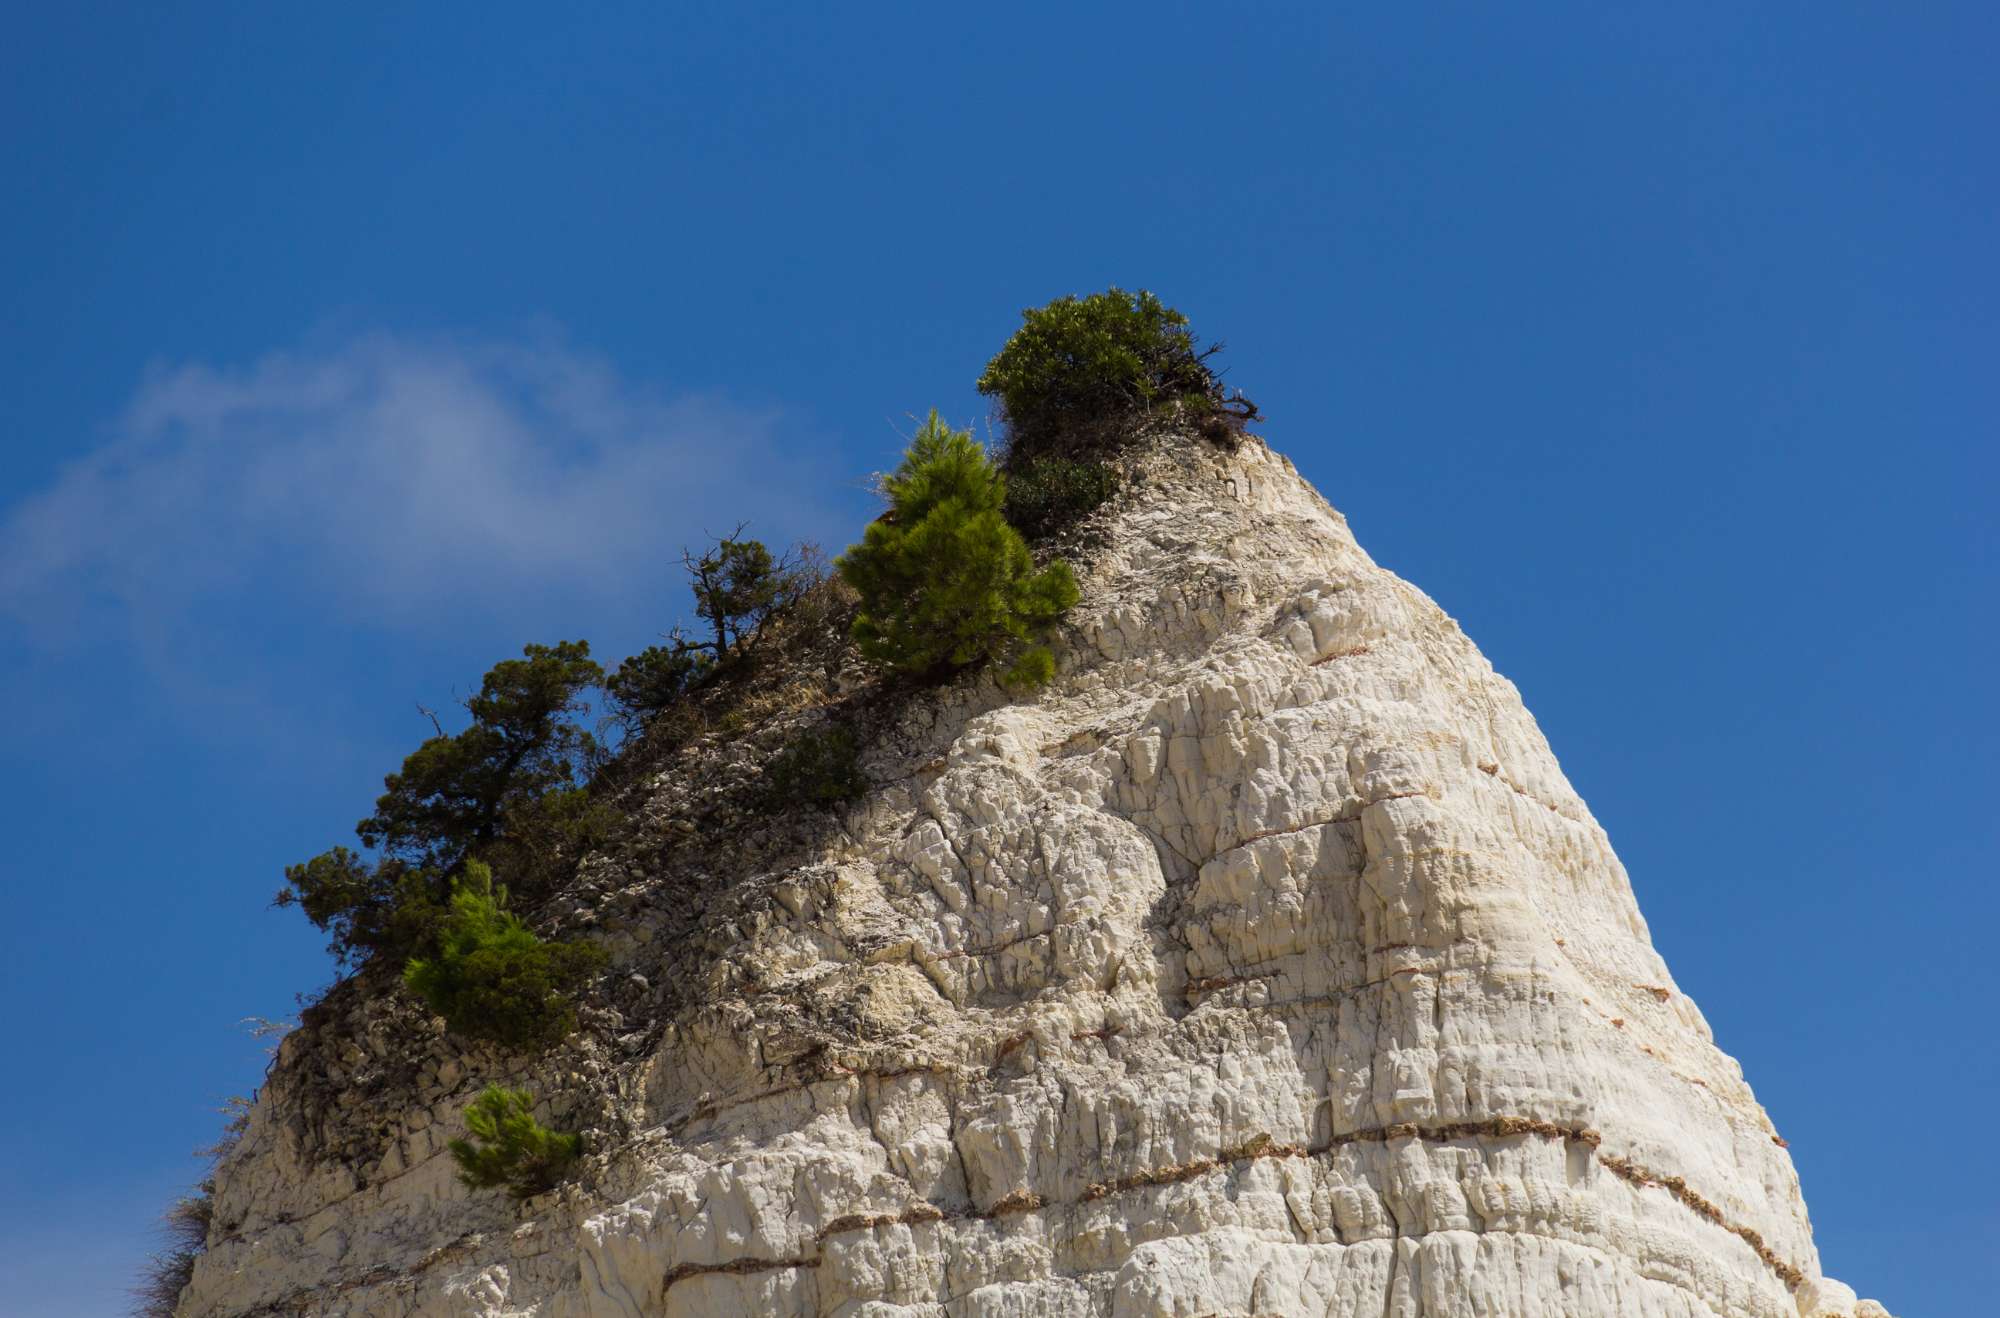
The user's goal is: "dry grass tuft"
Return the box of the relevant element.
[129,1193,213,1316]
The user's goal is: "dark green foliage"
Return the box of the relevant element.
[604,642,712,733]
[275,848,447,969]
[1002,455,1120,540]
[766,725,867,805]
[280,641,607,969]
[976,288,1220,460]
[478,786,620,902]
[403,862,606,1048]
[603,536,821,739]
[359,641,605,871]
[838,413,1079,689]
[447,1085,582,1199]
[687,535,785,657]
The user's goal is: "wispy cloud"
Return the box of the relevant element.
[1,333,851,638]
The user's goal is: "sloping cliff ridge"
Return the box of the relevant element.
[182,431,1892,1317]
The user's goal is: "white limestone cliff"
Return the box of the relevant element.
[179,431,1893,1317]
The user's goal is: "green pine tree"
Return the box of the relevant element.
[278,641,606,967]
[838,413,1078,688]
[402,861,605,1048]
[447,1085,582,1199]
[358,641,605,871]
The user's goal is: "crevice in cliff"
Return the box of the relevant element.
[647,1113,1810,1299]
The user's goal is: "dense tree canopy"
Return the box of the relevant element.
[976,287,1219,461]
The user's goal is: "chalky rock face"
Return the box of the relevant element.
[183,436,1892,1317]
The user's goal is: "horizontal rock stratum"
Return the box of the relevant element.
[183,432,1892,1316]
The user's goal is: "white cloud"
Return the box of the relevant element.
[0,333,851,636]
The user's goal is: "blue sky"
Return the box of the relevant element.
[2,5,1993,1314]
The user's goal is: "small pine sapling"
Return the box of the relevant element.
[448,1085,582,1199]
[402,862,605,1048]
[838,413,1078,689]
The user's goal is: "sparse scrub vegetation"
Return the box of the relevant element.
[838,412,1078,689]
[765,724,867,805]
[277,522,829,972]
[131,1192,211,1317]
[269,289,1234,1068]
[604,642,712,737]
[604,535,820,738]
[275,531,831,1050]
[131,1097,252,1317]
[448,1085,583,1199]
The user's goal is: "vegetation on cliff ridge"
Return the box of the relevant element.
[976,287,1225,463]
[839,411,1079,690]
[139,290,1249,1297]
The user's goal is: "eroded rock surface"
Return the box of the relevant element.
[182,434,1892,1317]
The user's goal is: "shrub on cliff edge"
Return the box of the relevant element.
[976,287,1219,462]
[838,413,1077,689]
[278,640,607,969]
[358,641,605,875]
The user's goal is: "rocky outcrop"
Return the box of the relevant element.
[181,432,1892,1316]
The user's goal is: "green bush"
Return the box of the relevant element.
[448,1085,582,1199]
[766,725,867,805]
[976,288,1219,460]
[1002,455,1120,540]
[604,643,712,734]
[402,862,606,1048]
[837,413,1078,689]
